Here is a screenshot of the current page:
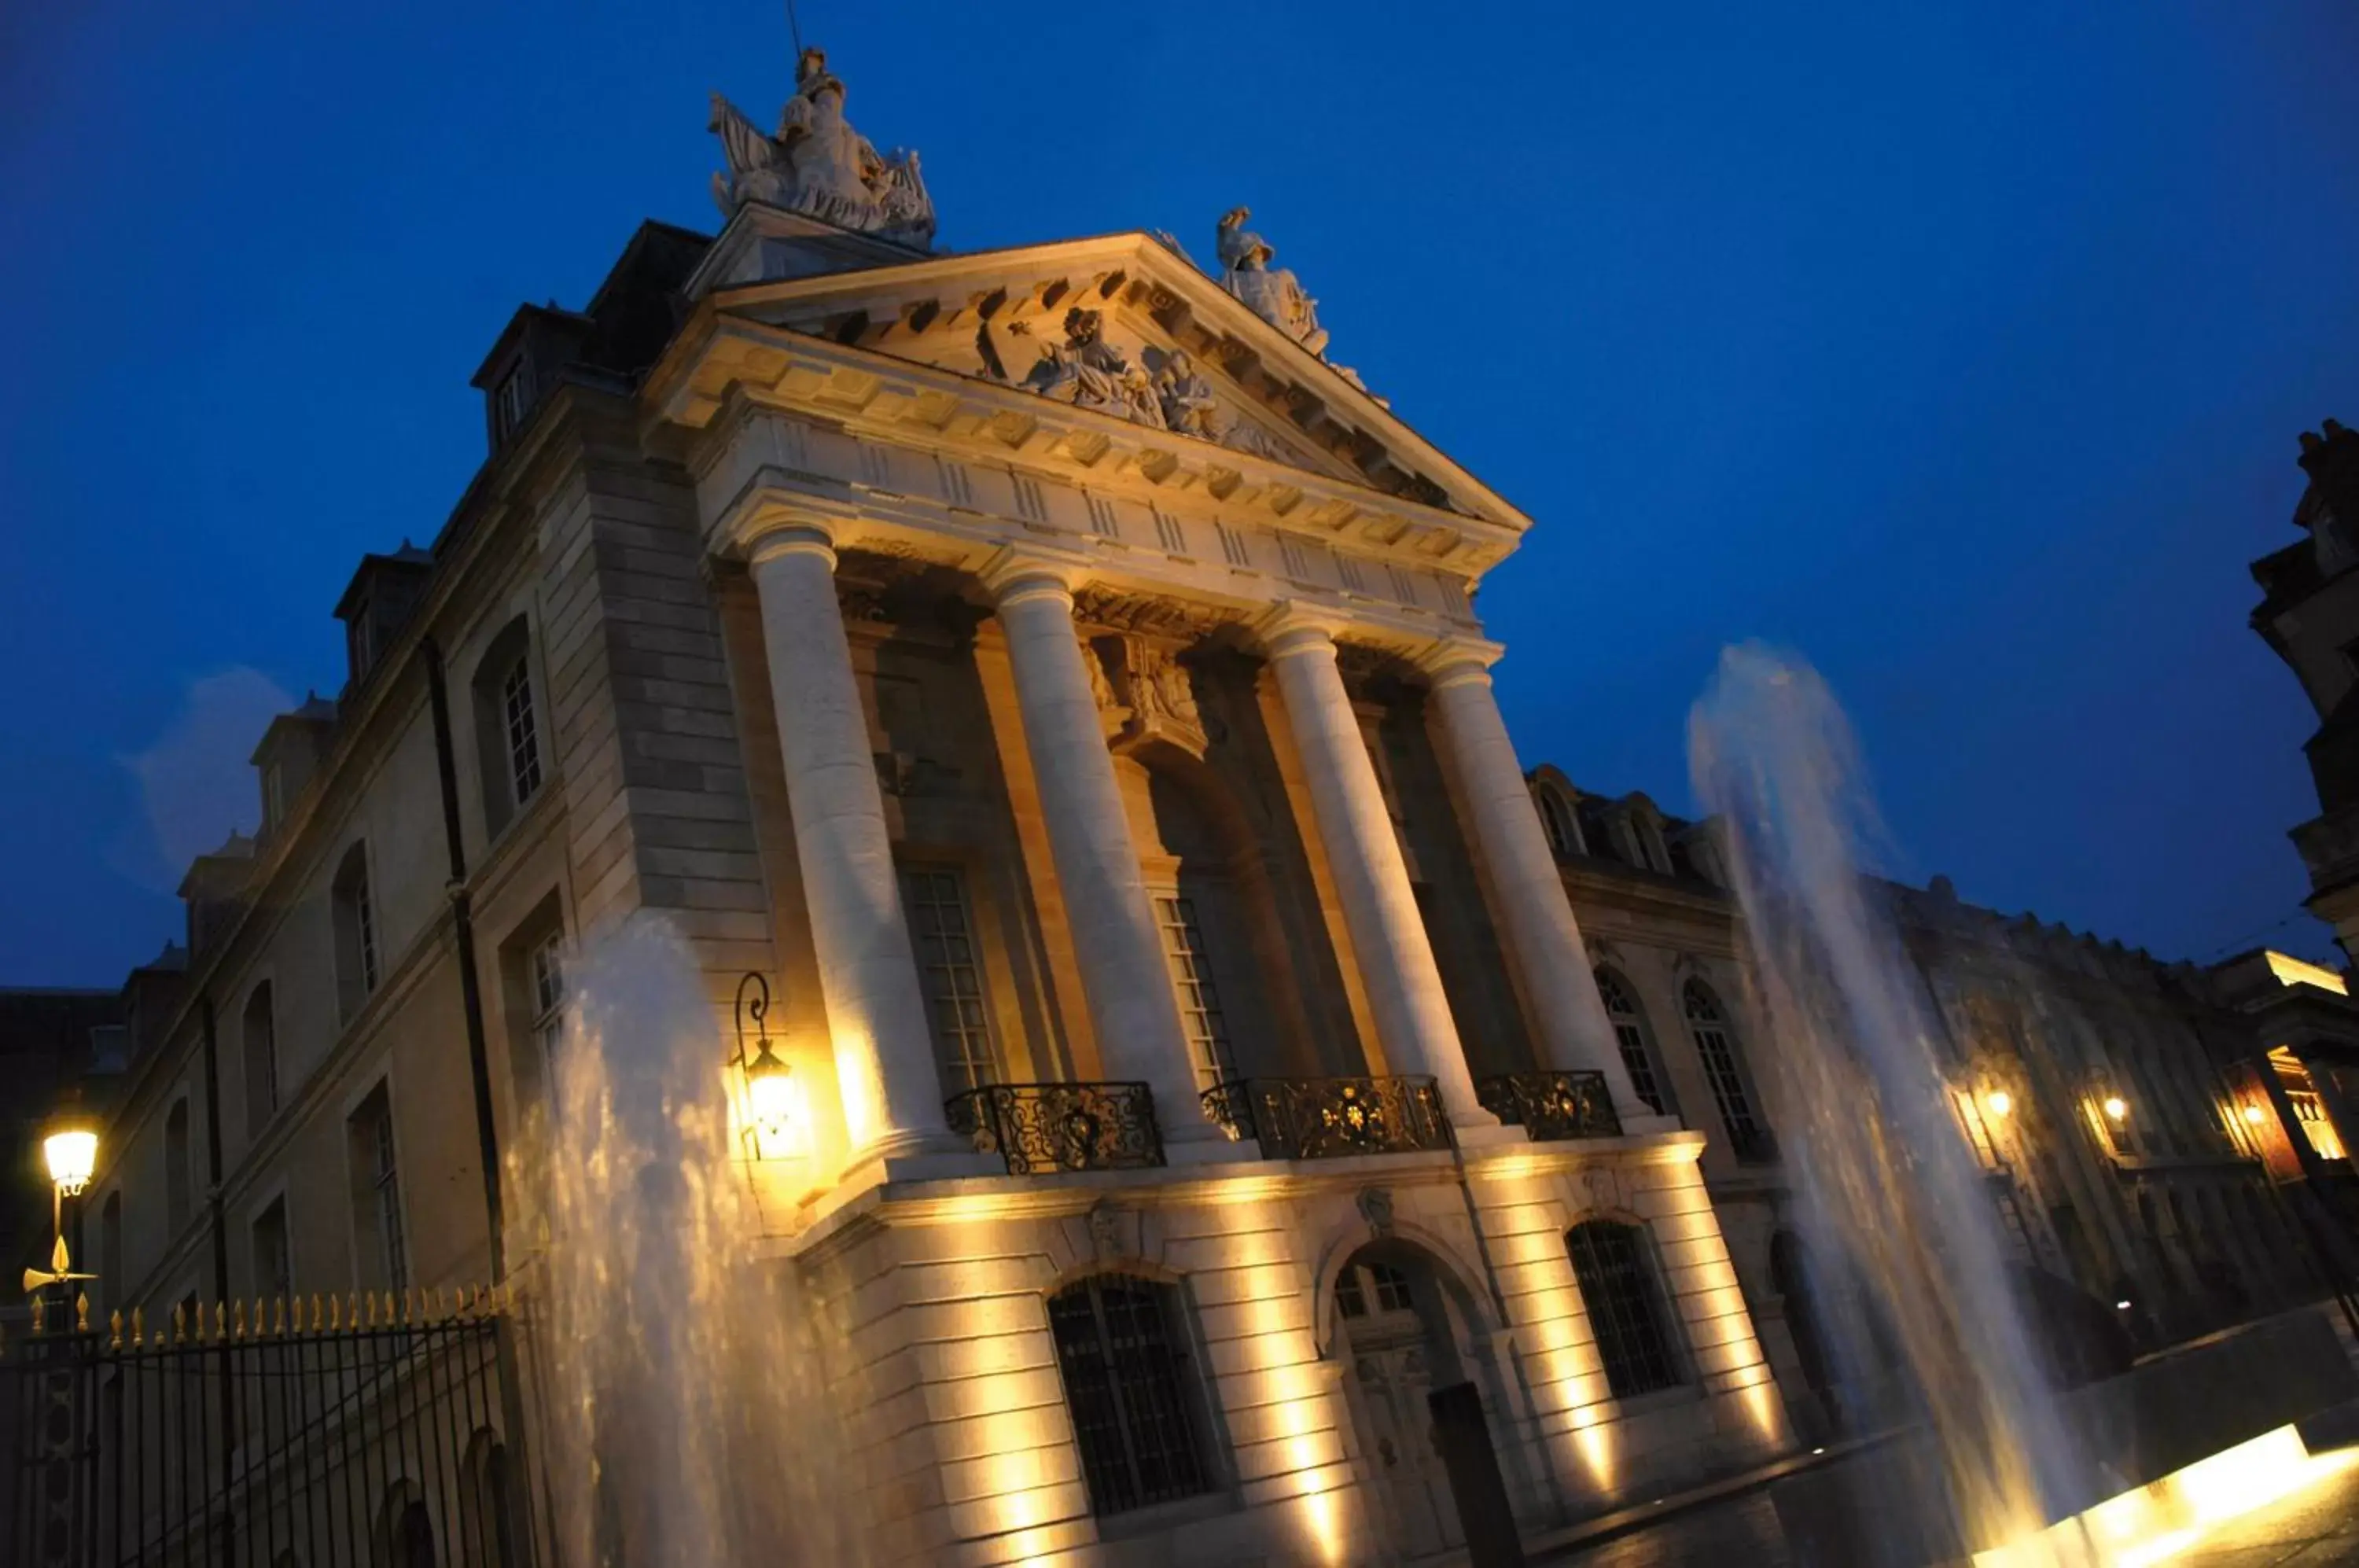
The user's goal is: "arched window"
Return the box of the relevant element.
[372,1482,436,1568]
[1595,968,1674,1116]
[333,843,379,1021]
[1578,801,1625,865]
[1684,981,1771,1162]
[242,981,278,1139]
[471,618,543,837]
[1047,1275,1213,1516]
[164,1100,192,1235]
[1566,1220,1683,1399]
[1532,782,1581,859]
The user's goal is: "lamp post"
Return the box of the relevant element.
[23,1114,98,1316]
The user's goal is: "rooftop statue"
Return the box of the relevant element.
[709,47,937,248]
[1215,208,1328,356]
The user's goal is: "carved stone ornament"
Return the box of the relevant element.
[1356,1186,1396,1239]
[1216,208,1329,355]
[1071,586,1235,642]
[1089,635,1212,757]
[709,46,937,248]
[1087,1199,1125,1261]
[1151,349,1220,439]
[1022,308,1167,430]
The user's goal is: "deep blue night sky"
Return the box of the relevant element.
[5,2,2357,985]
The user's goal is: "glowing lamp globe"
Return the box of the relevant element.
[2102,1096,2129,1123]
[43,1128,98,1196]
[2243,1103,2268,1125]
[745,1045,797,1139]
[1984,1091,2012,1118]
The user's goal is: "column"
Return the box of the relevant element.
[1422,644,1651,1120]
[1260,612,1500,1132]
[986,561,1221,1143]
[746,522,956,1161]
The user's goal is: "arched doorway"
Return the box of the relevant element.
[1329,1242,1496,1559]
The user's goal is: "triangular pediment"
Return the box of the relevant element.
[650,223,1529,536]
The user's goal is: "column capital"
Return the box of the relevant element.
[744,520,842,571]
[1416,637,1507,692]
[977,544,1092,609]
[716,486,865,562]
[1253,603,1350,663]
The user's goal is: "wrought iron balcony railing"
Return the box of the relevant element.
[1475,1070,1622,1141]
[1198,1075,1452,1161]
[946,1081,1166,1174]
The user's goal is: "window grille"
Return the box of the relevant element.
[1155,896,1237,1088]
[1048,1276,1212,1516]
[1566,1220,1683,1399]
[493,365,531,440]
[1595,969,1669,1115]
[340,854,380,997]
[1684,981,1768,1160]
[1334,1261,1415,1320]
[901,867,996,1091]
[502,656,543,805]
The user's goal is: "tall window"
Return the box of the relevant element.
[348,1088,408,1292]
[165,1100,193,1235]
[1684,981,1770,1161]
[100,1192,122,1310]
[528,932,565,1077]
[333,844,379,1020]
[501,657,542,806]
[1155,896,1237,1089]
[473,619,543,837]
[243,981,279,1139]
[1595,968,1673,1116]
[900,867,995,1092]
[1566,1220,1683,1399]
[252,1198,292,1301]
[1048,1275,1213,1517]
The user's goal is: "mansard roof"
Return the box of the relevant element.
[642,221,1535,574]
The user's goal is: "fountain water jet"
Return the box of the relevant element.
[1690,644,2090,1564]
[530,913,863,1566]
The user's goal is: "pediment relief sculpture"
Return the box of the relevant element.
[709,47,937,248]
[1021,308,1167,431]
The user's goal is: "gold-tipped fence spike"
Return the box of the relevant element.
[432,1286,447,1321]
[214,1301,226,1343]
[170,1302,185,1344]
[76,1293,90,1334]
[328,1294,341,1331]
[273,1296,286,1335]
[31,1297,46,1336]
[311,1294,324,1334]
[232,1300,246,1339]
[131,1306,144,1347]
[109,1310,123,1350]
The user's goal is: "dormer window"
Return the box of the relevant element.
[492,363,532,443]
[262,761,286,833]
[347,600,374,675]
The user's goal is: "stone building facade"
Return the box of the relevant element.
[32,50,2355,1568]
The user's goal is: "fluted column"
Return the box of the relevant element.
[986,561,1222,1144]
[1422,643,1650,1120]
[1260,613,1500,1132]
[746,522,955,1161]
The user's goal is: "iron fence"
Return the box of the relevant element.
[3,1285,528,1568]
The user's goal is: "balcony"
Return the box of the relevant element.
[1474,1070,1621,1140]
[945,1082,1166,1174]
[1198,1075,1452,1161]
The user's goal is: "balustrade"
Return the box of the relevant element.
[1198,1075,1452,1160]
[945,1081,1166,1174]
[1474,1069,1622,1141]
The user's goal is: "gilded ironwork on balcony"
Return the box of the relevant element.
[945,1082,1166,1174]
[1475,1070,1622,1141]
[1198,1076,1452,1160]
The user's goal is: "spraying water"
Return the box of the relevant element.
[1690,645,2085,1561]
[532,914,862,1566]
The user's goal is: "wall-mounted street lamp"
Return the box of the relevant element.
[735,973,800,1150]
[2243,1103,2269,1126]
[2102,1095,2129,1123]
[1984,1090,2013,1118]
[23,1113,98,1309]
